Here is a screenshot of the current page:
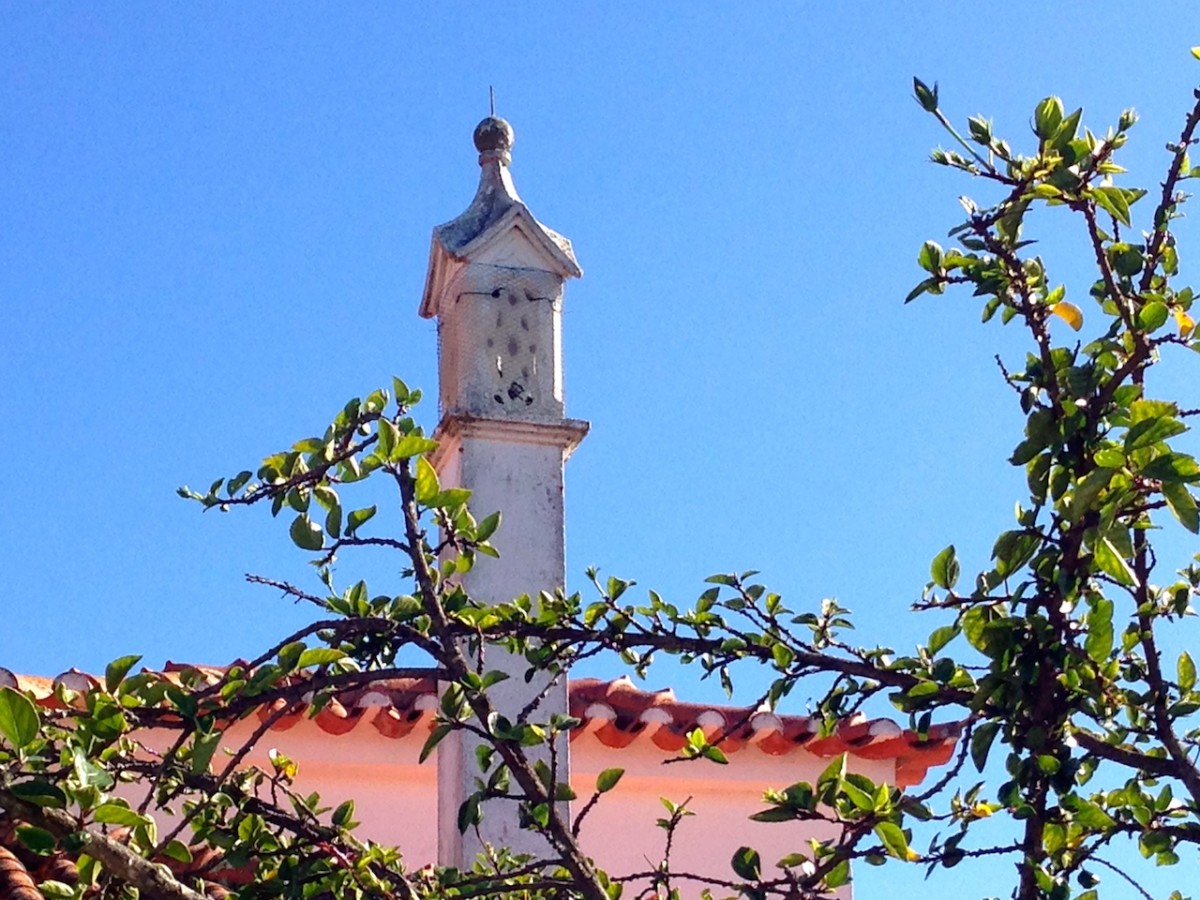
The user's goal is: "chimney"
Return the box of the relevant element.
[420,116,587,866]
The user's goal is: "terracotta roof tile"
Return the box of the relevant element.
[0,667,959,788]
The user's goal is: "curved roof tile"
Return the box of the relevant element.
[0,667,960,788]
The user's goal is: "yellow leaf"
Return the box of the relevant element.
[905,847,921,861]
[1192,47,1200,61]
[1176,307,1196,339]
[1050,301,1083,331]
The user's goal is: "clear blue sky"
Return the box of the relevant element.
[4,5,1200,895]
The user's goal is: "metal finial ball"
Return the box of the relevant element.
[473,116,514,153]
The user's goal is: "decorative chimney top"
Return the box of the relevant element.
[419,119,580,321]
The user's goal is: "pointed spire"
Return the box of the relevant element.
[432,116,524,255]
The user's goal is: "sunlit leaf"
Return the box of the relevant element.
[415,457,440,504]
[1085,597,1114,661]
[1094,538,1136,586]
[297,648,345,668]
[0,687,39,750]
[93,802,150,828]
[874,821,910,860]
[1163,483,1199,533]
[1178,652,1197,693]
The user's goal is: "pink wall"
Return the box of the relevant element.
[215,716,889,896]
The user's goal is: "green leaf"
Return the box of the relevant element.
[377,418,399,457]
[420,723,452,764]
[297,648,346,668]
[278,641,306,671]
[1142,453,1200,483]
[904,277,938,304]
[1163,483,1199,533]
[332,799,356,828]
[457,794,481,833]
[730,846,762,881]
[1126,416,1187,451]
[1139,301,1171,333]
[1085,597,1115,661]
[970,721,1001,772]
[476,511,501,542]
[0,687,40,750]
[1033,96,1064,139]
[1094,538,1136,586]
[912,77,938,112]
[104,655,142,692]
[1091,186,1132,227]
[772,642,794,670]
[289,515,324,551]
[962,606,1006,658]
[825,859,851,888]
[431,488,472,509]
[391,435,439,460]
[8,780,67,809]
[191,730,221,775]
[750,806,798,823]
[325,501,343,539]
[415,457,440,504]
[1109,243,1144,278]
[917,241,943,273]
[1054,107,1081,149]
[16,825,56,855]
[227,470,253,495]
[927,625,959,655]
[1179,652,1197,692]
[346,505,377,537]
[596,768,625,794]
[1037,754,1061,774]
[93,802,151,828]
[703,745,729,764]
[158,840,193,865]
[874,821,910,860]
[817,753,847,789]
[1069,799,1116,830]
[392,376,411,403]
[72,748,113,791]
[930,544,959,590]
[841,777,875,811]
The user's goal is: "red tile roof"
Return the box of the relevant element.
[0,666,959,788]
